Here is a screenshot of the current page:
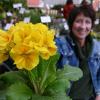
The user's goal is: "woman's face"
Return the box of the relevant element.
[72,13,92,40]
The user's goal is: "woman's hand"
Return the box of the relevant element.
[95,95,100,100]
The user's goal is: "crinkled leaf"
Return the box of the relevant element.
[52,93,72,100]
[31,93,71,100]
[36,53,60,93]
[43,65,82,100]
[32,94,52,100]
[6,82,33,100]
[45,79,70,95]
[0,90,6,100]
[57,65,83,81]
[0,79,7,99]
[0,71,26,86]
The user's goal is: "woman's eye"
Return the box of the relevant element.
[86,20,91,24]
[75,20,82,23]
[75,20,91,24]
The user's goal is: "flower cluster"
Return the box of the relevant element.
[0,22,57,70]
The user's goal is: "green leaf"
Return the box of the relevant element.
[0,80,7,99]
[31,93,71,100]
[0,90,6,100]
[6,82,33,100]
[38,53,59,78]
[32,94,52,100]
[52,93,72,100]
[44,77,71,100]
[37,53,60,93]
[57,65,83,81]
[43,65,82,100]
[45,79,70,94]
[0,71,26,86]
[0,71,31,100]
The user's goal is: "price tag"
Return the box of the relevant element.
[13,3,22,8]
[7,12,12,16]
[40,16,51,23]
[95,19,99,25]
[64,23,69,30]
[13,4,19,8]
[4,23,13,30]
[17,3,22,8]
[24,17,30,23]
[19,8,25,14]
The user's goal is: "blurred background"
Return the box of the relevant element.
[0,0,100,39]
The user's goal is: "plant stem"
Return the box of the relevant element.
[28,71,38,94]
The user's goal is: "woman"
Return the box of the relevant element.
[56,5,100,100]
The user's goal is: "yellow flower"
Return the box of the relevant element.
[10,44,39,70]
[8,22,34,44]
[0,50,9,63]
[0,22,57,70]
[0,30,13,50]
[29,27,44,47]
[34,23,48,33]
[29,23,57,60]
[0,30,13,63]
[40,30,57,59]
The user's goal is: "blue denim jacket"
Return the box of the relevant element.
[55,36,100,95]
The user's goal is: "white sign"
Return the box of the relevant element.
[13,4,18,8]
[95,19,99,25]
[24,17,30,23]
[7,12,13,16]
[19,8,25,14]
[40,16,51,23]
[4,23,13,30]
[64,23,69,30]
[13,3,22,8]
[17,3,22,8]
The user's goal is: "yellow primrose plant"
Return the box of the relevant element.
[0,22,82,100]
